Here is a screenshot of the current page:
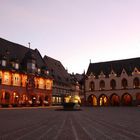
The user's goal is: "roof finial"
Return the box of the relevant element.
[28,42,30,49]
[90,59,91,63]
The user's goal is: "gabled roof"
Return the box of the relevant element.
[0,38,45,69]
[44,55,72,85]
[86,57,140,77]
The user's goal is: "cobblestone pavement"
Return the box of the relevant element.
[0,107,140,140]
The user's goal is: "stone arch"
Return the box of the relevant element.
[3,90,11,105]
[87,94,97,106]
[121,93,132,106]
[136,93,140,105]
[37,94,44,106]
[20,93,28,106]
[30,95,37,106]
[110,93,120,106]
[44,95,49,106]
[98,94,110,106]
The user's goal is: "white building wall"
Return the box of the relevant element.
[85,69,140,105]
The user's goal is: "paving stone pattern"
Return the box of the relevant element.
[0,107,140,140]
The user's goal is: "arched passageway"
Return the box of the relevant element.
[87,94,97,106]
[4,91,11,104]
[122,93,132,106]
[110,94,120,106]
[99,94,110,106]
[39,96,43,106]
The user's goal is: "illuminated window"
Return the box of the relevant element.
[38,68,41,74]
[15,63,19,69]
[13,73,20,86]
[52,97,55,103]
[38,78,44,89]
[2,60,6,66]
[4,72,10,85]
[21,75,27,87]
[46,80,52,90]
[27,63,36,71]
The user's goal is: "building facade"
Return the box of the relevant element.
[0,38,53,107]
[44,56,76,105]
[85,58,140,106]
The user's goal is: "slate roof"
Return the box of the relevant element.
[44,55,73,86]
[86,57,140,77]
[0,38,45,73]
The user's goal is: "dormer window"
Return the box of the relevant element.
[32,63,35,70]
[15,63,19,69]
[38,68,41,74]
[2,60,6,66]
[24,49,36,73]
[27,62,36,71]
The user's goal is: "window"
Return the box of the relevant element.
[38,78,44,89]
[4,72,10,85]
[13,74,20,86]
[89,81,95,91]
[45,80,52,90]
[32,63,35,70]
[133,77,139,88]
[100,80,105,90]
[38,68,41,74]
[122,78,128,89]
[2,60,6,66]
[27,63,36,71]
[15,63,19,69]
[110,79,116,89]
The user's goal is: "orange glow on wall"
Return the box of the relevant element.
[3,72,11,85]
[38,78,45,89]
[12,73,21,86]
[46,79,52,90]
[21,75,27,87]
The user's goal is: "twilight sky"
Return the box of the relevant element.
[0,0,140,74]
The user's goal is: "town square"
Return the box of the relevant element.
[0,107,140,140]
[0,0,140,140]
